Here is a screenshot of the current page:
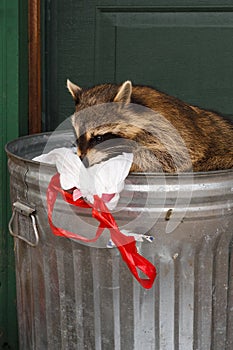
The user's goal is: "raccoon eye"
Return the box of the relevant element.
[91,135,103,145]
[95,135,103,142]
[89,133,120,147]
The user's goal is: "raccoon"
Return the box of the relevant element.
[67,80,233,173]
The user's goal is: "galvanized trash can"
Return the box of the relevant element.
[5,132,233,350]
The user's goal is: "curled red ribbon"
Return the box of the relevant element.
[47,173,156,289]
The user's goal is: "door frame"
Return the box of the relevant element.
[29,0,42,134]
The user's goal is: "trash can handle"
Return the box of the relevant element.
[8,201,39,247]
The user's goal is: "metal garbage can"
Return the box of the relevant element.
[5,132,233,350]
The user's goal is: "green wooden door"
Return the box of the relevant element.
[43,0,233,131]
[0,1,28,348]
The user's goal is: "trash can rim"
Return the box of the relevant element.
[5,132,233,178]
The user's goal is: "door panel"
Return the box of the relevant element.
[95,9,233,112]
[43,1,233,130]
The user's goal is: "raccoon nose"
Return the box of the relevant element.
[80,154,89,168]
[82,157,89,168]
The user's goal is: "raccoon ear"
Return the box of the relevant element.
[67,79,82,101]
[114,80,132,104]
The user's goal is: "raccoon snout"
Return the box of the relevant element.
[80,154,89,168]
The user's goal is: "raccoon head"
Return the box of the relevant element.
[67,80,146,169]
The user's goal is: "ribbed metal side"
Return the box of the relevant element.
[5,133,233,350]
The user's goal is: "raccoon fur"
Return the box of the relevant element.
[67,80,233,173]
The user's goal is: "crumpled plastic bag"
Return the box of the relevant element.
[33,148,133,210]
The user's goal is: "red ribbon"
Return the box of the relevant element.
[47,173,156,289]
